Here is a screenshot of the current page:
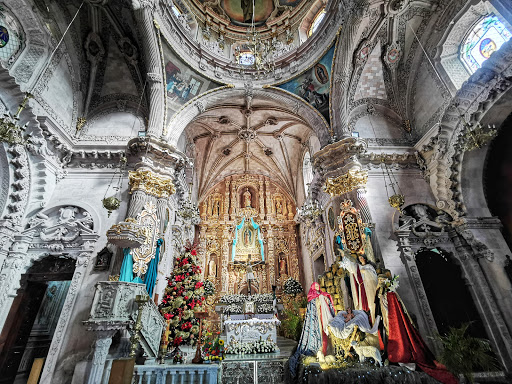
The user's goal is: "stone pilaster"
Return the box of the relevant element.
[132,0,165,137]
[86,331,116,384]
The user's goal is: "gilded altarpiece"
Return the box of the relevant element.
[198,175,300,301]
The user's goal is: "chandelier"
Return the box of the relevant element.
[458,110,497,151]
[0,93,32,145]
[382,162,405,211]
[298,199,322,222]
[233,0,276,74]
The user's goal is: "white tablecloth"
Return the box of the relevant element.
[224,318,281,344]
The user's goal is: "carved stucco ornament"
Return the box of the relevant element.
[324,169,368,196]
[128,169,176,198]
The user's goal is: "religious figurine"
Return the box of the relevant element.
[276,200,283,214]
[243,188,252,208]
[208,257,217,278]
[279,255,287,276]
[244,254,263,295]
[339,253,378,324]
[288,282,335,377]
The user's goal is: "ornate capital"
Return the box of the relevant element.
[129,170,176,198]
[324,169,368,196]
[146,72,162,83]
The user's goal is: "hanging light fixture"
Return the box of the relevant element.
[233,0,276,74]
[0,93,32,145]
[382,161,405,211]
[457,106,497,151]
[102,155,127,217]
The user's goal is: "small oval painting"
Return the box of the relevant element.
[480,38,497,58]
[0,26,9,48]
[328,207,335,231]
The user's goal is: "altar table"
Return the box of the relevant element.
[224,317,281,345]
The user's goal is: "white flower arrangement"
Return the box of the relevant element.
[225,339,278,355]
[223,304,243,314]
[220,294,246,304]
[385,275,400,292]
[257,303,274,313]
[283,277,303,295]
[251,293,274,303]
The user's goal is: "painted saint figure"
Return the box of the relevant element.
[241,0,254,23]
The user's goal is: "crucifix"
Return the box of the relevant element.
[242,254,264,295]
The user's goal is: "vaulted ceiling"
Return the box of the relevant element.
[184,96,314,201]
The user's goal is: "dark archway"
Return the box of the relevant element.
[0,256,75,383]
[484,112,512,250]
[415,249,486,338]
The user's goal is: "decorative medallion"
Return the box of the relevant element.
[337,200,366,254]
[384,42,401,69]
[328,207,335,230]
[0,26,9,48]
[356,44,370,66]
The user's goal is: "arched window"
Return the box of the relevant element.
[303,151,313,196]
[308,9,325,37]
[460,15,511,74]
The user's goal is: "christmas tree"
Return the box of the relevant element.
[159,246,206,348]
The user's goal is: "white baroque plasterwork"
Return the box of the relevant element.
[420,41,512,219]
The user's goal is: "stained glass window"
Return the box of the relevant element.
[460,15,511,74]
[308,9,325,37]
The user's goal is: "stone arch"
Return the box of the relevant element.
[426,40,512,218]
[164,87,331,148]
[0,202,100,383]
[395,203,512,367]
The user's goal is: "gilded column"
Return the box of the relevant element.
[265,178,272,220]
[230,182,236,220]
[267,226,275,287]
[258,177,265,220]
[224,179,231,222]
[199,226,208,279]
[132,0,165,137]
[289,224,299,280]
[221,228,231,294]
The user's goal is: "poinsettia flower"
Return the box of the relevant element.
[191,249,197,256]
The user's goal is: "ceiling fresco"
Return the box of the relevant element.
[162,37,223,122]
[199,0,303,25]
[276,44,335,124]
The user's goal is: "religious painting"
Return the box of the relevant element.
[161,40,222,121]
[233,217,264,262]
[221,0,273,24]
[328,207,335,230]
[242,225,255,248]
[277,44,335,123]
